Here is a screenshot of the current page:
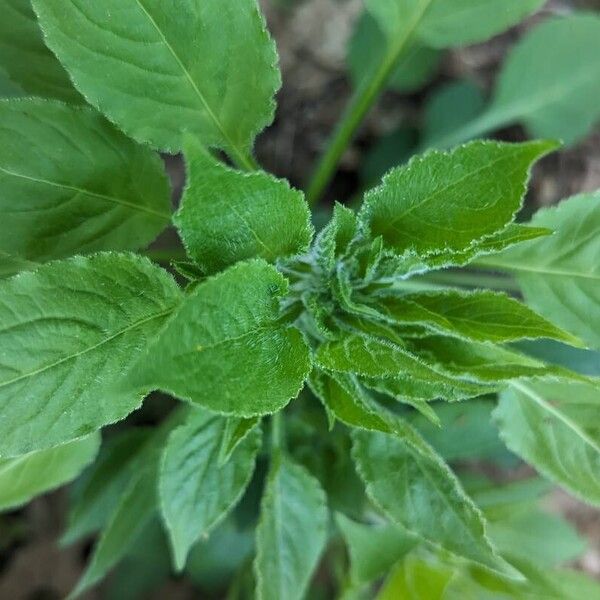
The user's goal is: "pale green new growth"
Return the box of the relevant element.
[1,1,600,597]
[0,99,171,264]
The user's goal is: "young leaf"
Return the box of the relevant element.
[365,0,544,48]
[406,336,570,383]
[359,140,556,256]
[33,0,281,161]
[128,260,311,417]
[0,253,182,457]
[429,14,600,148]
[254,456,328,600]
[312,202,359,274]
[411,400,507,463]
[348,11,440,93]
[480,191,600,349]
[0,99,172,264]
[0,433,100,511]
[352,429,509,575]
[495,380,600,507]
[159,408,262,570]
[0,0,81,102]
[309,370,396,435]
[373,289,581,345]
[336,513,416,586]
[175,137,312,274]
[62,429,152,545]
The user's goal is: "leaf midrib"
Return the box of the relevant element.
[0,164,171,220]
[133,0,246,162]
[0,308,173,389]
[512,381,600,455]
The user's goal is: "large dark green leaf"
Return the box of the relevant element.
[0,99,171,264]
[33,0,280,161]
[0,253,181,456]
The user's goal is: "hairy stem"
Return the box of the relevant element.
[306,2,434,206]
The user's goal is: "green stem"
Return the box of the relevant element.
[306,2,433,206]
[271,411,284,456]
[230,148,259,171]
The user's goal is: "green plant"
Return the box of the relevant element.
[0,1,599,598]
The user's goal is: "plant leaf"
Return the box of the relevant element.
[423,80,485,146]
[495,380,600,507]
[488,14,600,145]
[33,0,281,159]
[254,456,328,600]
[359,140,556,257]
[128,260,311,417]
[0,433,100,511]
[0,253,182,457]
[159,408,261,570]
[175,137,312,274]
[336,513,416,586]
[72,461,159,597]
[0,0,81,102]
[0,99,172,264]
[352,428,510,574]
[481,191,600,350]
[62,429,152,545]
[219,416,261,465]
[406,336,570,383]
[365,0,544,48]
[373,289,581,345]
[428,14,600,148]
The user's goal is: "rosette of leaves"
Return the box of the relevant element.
[0,1,599,599]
